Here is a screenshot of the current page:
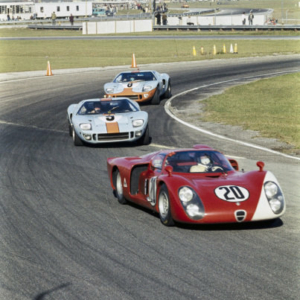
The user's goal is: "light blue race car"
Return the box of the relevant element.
[104,70,171,105]
[67,97,149,146]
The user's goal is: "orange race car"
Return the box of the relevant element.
[104,70,171,105]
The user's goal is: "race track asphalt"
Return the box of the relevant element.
[0,55,300,300]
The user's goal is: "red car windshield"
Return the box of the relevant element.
[164,151,234,173]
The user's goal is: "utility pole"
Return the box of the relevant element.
[152,0,156,26]
[85,0,87,18]
[281,0,283,23]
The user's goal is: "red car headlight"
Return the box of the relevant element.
[264,181,284,214]
[178,186,205,220]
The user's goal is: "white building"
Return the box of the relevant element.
[0,1,92,20]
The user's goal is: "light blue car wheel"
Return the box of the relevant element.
[72,128,83,146]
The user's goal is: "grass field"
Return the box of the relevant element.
[201,73,300,153]
[0,32,299,72]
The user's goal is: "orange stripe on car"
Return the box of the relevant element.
[106,122,119,133]
[106,88,157,103]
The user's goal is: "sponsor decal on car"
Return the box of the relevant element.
[215,185,250,202]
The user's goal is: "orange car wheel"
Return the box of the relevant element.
[151,88,160,105]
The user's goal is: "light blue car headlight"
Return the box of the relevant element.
[143,85,154,92]
[79,123,92,130]
[132,119,144,127]
[106,87,114,93]
[264,181,284,214]
[178,187,205,220]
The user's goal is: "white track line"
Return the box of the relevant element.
[0,120,65,133]
[149,143,176,149]
[164,71,300,161]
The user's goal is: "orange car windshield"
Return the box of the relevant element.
[114,72,156,83]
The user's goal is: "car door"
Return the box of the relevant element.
[152,71,163,94]
[142,154,165,206]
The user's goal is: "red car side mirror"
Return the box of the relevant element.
[165,165,173,177]
[257,161,265,172]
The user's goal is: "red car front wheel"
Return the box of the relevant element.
[158,185,174,226]
[115,170,127,204]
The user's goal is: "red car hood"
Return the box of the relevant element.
[178,171,267,222]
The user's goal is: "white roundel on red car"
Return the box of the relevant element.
[215,185,250,202]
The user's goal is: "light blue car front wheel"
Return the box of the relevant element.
[72,128,83,146]
[138,126,150,145]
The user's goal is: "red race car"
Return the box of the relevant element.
[107,145,285,226]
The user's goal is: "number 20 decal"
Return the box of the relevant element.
[215,185,249,202]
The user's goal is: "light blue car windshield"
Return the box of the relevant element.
[114,72,156,83]
[77,100,139,115]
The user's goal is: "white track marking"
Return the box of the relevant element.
[0,119,65,133]
[149,143,176,149]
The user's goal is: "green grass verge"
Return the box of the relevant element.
[0,38,299,73]
[201,73,300,152]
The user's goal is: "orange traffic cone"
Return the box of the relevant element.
[131,53,137,68]
[46,61,53,76]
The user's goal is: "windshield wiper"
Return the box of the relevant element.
[107,106,119,114]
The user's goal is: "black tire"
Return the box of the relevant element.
[68,120,72,137]
[164,80,172,99]
[138,125,150,145]
[158,185,174,226]
[151,87,160,105]
[72,128,83,146]
[115,170,127,204]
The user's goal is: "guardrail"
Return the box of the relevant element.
[153,24,300,31]
[0,14,152,27]
[27,23,300,32]
[28,24,82,30]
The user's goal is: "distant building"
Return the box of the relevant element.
[0,1,93,20]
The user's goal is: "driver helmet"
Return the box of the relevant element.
[94,103,101,113]
[199,155,211,165]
